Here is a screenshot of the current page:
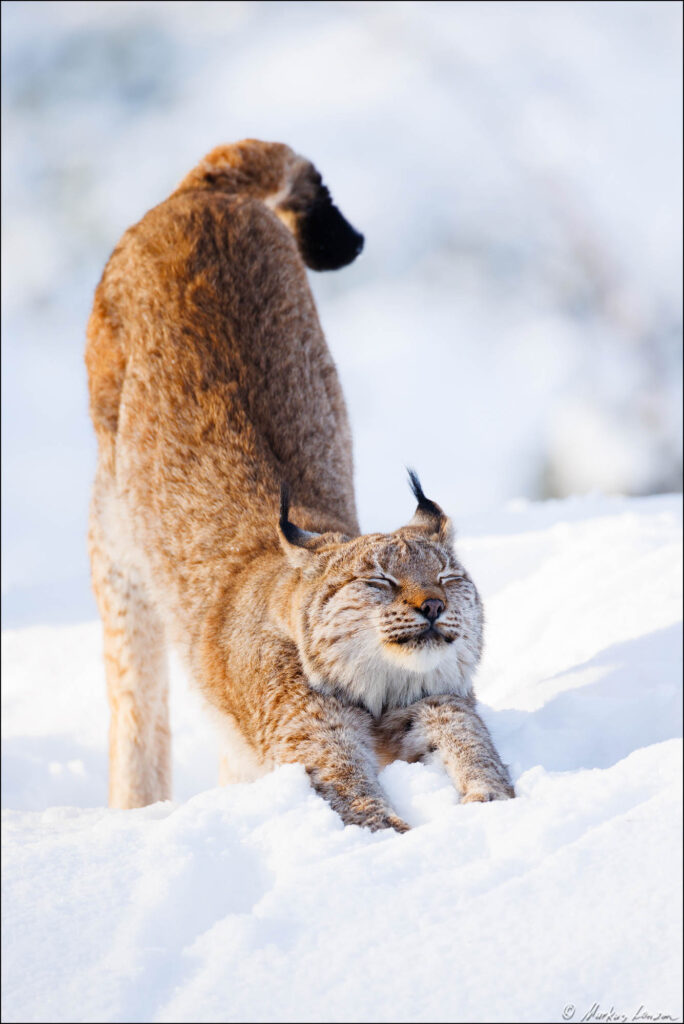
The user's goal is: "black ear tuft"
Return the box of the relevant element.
[280,481,307,548]
[280,481,291,533]
[405,467,453,543]
[279,481,321,551]
[280,481,303,546]
[407,468,443,521]
[298,182,364,272]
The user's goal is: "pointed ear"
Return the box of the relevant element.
[278,483,324,569]
[406,469,454,545]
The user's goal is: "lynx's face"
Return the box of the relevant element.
[279,475,483,716]
[352,537,482,669]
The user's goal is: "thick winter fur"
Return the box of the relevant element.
[86,139,513,830]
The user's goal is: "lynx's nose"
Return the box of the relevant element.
[420,598,444,622]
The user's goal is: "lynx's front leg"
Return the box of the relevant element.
[375,695,514,803]
[207,631,409,832]
[263,683,410,832]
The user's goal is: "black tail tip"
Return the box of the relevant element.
[300,199,364,272]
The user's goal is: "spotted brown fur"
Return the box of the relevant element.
[86,139,513,829]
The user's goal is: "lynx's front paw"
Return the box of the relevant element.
[462,780,515,803]
[345,796,410,833]
[380,813,411,834]
[357,808,410,833]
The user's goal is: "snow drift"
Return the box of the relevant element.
[2,494,682,1023]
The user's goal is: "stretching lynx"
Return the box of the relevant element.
[86,139,513,831]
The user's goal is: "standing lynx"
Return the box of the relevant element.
[86,139,513,831]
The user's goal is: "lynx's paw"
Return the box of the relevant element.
[344,796,410,832]
[357,809,410,833]
[381,813,411,834]
[462,781,515,803]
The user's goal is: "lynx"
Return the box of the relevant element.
[86,139,513,832]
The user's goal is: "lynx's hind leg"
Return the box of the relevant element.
[375,695,514,804]
[89,489,171,809]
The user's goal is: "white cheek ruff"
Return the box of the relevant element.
[302,586,481,718]
[305,620,474,718]
[381,641,451,673]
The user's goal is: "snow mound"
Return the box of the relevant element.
[2,495,682,1023]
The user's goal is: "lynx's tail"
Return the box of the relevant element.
[173,139,364,271]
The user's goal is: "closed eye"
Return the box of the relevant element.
[365,577,394,589]
[439,572,465,584]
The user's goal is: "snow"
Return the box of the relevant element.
[2,495,682,1023]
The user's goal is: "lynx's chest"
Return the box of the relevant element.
[305,639,476,718]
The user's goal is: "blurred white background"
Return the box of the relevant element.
[2,0,682,627]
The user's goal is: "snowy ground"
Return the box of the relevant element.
[2,494,682,1023]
